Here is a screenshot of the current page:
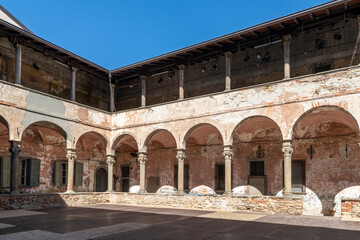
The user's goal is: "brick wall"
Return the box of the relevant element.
[341,199,360,219]
[0,193,303,215]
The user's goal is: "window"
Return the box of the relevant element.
[250,161,265,176]
[174,164,189,190]
[292,160,306,193]
[215,164,225,190]
[0,157,40,187]
[54,161,83,187]
[121,166,130,192]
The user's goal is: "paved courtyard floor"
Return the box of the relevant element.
[0,204,359,239]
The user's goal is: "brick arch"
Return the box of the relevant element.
[111,132,139,155]
[181,123,224,149]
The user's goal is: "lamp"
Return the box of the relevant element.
[201,66,206,73]
[211,64,217,71]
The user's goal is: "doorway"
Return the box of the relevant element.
[96,168,107,192]
[121,166,130,192]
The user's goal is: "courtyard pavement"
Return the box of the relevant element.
[0,204,359,239]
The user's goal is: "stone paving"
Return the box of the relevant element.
[0,204,359,239]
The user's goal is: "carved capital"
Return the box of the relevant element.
[106,155,116,166]
[138,152,147,163]
[223,145,233,160]
[282,141,293,157]
[178,65,185,70]
[224,51,232,58]
[282,34,292,42]
[66,149,76,162]
[176,149,186,162]
[9,141,21,154]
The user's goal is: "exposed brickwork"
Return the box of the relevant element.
[0,193,303,215]
[341,199,360,219]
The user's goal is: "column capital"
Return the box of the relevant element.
[106,155,116,165]
[71,66,78,72]
[282,141,293,157]
[176,149,186,162]
[282,34,292,42]
[223,145,233,160]
[178,64,185,70]
[140,75,147,80]
[138,152,147,163]
[66,148,76,162]
[9,141,21,154]
[224,51,232,57]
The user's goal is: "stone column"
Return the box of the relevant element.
[223,145,233,195]
[70,67,77,101]
[14,44,22,85]
[9,141,21,194]
[140,76,147,107]
[138,152,147,194]
[106,155,116,192]
[65,149,76,194]
[176,149,186,194]
[282,141,293,196]
[109,73,115,112]
[225,51,232,91]
[178,65,185,100]
[283,34,292,79]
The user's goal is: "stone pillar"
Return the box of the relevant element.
[109,73,115,112]
[178,65,185,100]
[138,152,147,194]
[70,67,77,101]
[9,141,21,194]
[283,34,292,79]
[140,76,147,107]
[106,155,116,192]
[223,145,233,195]
[282,141,293,196]
[176,149,186,194]
[14,44,22,85]
[225,51,232,91]
[65,149,76,194]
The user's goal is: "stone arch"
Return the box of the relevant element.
[291,105,359,139]
[229,115,283,145]
[75,131,109,151]
[181,123,224,149]
[0,114,10,141]
[142,129,177,152]
[111,132,140,154]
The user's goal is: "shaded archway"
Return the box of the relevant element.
[0,115,10,155]
[112,134,139,192]
[20,121,67,193]
[144,129,177,193]
[231,116,283,195]
[184,123,224,192]
[76,131,107,192]
[0,115,10,192]
[291,106,360,215]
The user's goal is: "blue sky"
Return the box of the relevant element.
[1,0,329,70]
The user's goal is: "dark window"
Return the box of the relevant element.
[61,163,67,185]
[250,161,265,176]
[121,166,130,192]
[174,164,189,190]
[215,164,225,190]
[292,160,306,193]
[314,64,331,73]
[19,159,28,186]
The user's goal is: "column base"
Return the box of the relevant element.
[283,191,293,196]
[138,189,147,195]
[176,190,186,195]
[222,191,232,196]
[64,190,76,194]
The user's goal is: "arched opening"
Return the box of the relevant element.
[95,168,107,192]
[113,134,138,192]
[20,121,67,193]
[145,129,177,193]
[184,123,223,192]
[292,106,360,216]
[231,116,283,195]
[76,132,107,192]
[0,116,10,192]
